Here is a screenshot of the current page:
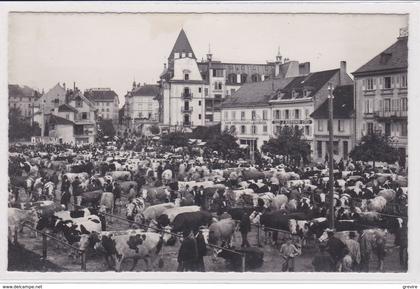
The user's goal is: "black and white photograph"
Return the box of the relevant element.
[5,7,414,276]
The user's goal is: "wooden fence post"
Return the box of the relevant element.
[256,224,261,247]
[241,253,246,272]
[42,233,47,260]
[81,251,86,271]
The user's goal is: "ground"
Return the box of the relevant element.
[8,197,405,273]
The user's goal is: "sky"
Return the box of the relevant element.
[8,13,408,106]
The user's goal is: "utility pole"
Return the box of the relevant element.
[327,83,335,229]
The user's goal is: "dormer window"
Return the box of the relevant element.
[181,52,186,58]
[174,52,180,59]
[184,73,189,80]
[188,52,192,57]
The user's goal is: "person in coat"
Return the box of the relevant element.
[195,228,207,272]
[239,212,251,247]
[177,230,198,272]
[312,243,335,272]
[279,237,301,272]
[72,176,82,207]
[345,231,361,271]
[325,230,347,271]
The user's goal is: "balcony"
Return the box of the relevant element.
[181,107,193,113]
[374,110,407,120]
[181,92,193,99]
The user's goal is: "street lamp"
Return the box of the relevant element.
[327,83,335,229]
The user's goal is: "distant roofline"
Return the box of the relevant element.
[198,61,275,67]
[352,66,407,77]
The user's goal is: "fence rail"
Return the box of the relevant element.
[19,222,86,271]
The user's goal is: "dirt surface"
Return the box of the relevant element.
[10,202,406,273]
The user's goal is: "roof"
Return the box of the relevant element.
[85,89,118,102]
[353,37,408,75]
[9,84,38,99]
[274,69,339,100]
[58,103,78,113]
[221,78,294,108]
[310,85,354,119]
[169,29,196,60]
[43,83,66,99]
[49,114,74,126]
[132,84,160,97]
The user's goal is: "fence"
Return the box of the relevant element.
[17,223,86,271]
[251,223,292,247]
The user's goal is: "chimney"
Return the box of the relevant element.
[340,61,347,85]
[63,82,66,91]
[73,82,76,91]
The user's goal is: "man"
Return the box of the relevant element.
[325,230,347,271]
[113,182,122,214]
[177,230,198,272]
[345,231,361,271]
[195,228,207,272]
[312,243,335,272]
[128,184,137,201]
[279,237,301,272]
[239,212,251,248]
[72,176,82,208]
[104,179,113,193]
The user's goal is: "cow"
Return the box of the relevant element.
[106,171,131,181]
[156,206,201,227]
[208,218,236,248]
[126,197,146,223]
[8,207,39,243]
[271,195,288,211]
[378,189,396,202]
[136,203,175,225]
[81,190,103,207]
[367,196,387,212]
[64,173,89,183]
[172,211,213,235]
[96,232,170,271]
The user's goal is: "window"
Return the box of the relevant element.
[106,102,109,107]
[199,101,202,106]
[184,74,189,81]
[364,99,374,114]
[252,125,257,134]
[317,141,323,158]
[198,87,202,93]
[275,110,280,120]
[251,110,256,120]
[338,120,344,132]
[285,109,290,119]
[367,123,374,135]
[384,77,392,89]
[305,109,309,119]
[401,122,407,137]
[174,52,179,58]
[305,125,310,136]
[188,52,192,57]
[82,112,88,120]
[318,119,323,131]
[241,111,245,120]
[224,111,228,120]
[263,125,267,133]
[401,75,407,88]
[367,78,375,90]
[213,69,223,77]
[106,108,109,112]
[76,100,83,108]
[240,74,247,83]
[263,110,268,120]
[66,114,69,120]
[241,125,246,134]
[199,114,202,120]
[295,109,300,119]
[384,99,391,112]
[333,141,339,155]
[401,98,408,111]
[204,88,209,96]
[181,52,186,58]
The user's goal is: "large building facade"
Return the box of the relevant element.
[353,29,408,164]
[8,84,41,122]
[84,88,119,126]
[158,29,310,131]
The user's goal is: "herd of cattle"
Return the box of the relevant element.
[8,143,408,271]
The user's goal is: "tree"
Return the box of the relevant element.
[9,108,40,141]
[192,124,221,140]
[97,119,116,140]
[161,132,189,147]
[350,133,399,167]
[261,126,311,166]
[206,129,244,159]
[149,124,160,135]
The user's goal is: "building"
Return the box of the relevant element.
[39,83,67,114]
[8,84,41,121]
[124,83,160,132]
[352,28,408,163]
[311,84,355,162]
[159,29,310,131]
[221,78,294,150]
[269,62,353,154]
[84,88,119,126]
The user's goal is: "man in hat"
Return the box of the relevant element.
[177,230,198,272]
[345,231,361,271]
[239,212,251,248]
[279,237,301,272]
[195,227,207,272]
[325,230,347,271]
[312,243,335,272]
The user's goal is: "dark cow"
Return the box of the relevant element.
[227,207,256,221]
[217,246,264,272]
[172,211,213,234]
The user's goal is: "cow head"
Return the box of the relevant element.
[126,202,137,220]
[157,214,170,228]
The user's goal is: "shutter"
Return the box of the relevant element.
[362,123,366,135]
[391,76,395,88]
